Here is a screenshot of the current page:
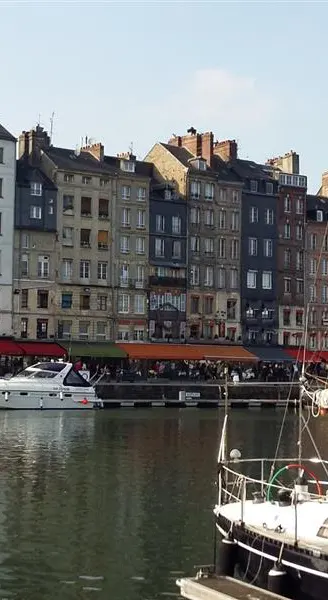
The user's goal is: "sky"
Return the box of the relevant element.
[1,0,327,192]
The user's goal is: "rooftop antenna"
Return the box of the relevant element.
[129,141,134,154]
[37,113,41,127]
[50,111,55,144]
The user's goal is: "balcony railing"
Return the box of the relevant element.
[149,275,187,287]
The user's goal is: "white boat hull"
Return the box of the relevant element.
[0,389,100,409]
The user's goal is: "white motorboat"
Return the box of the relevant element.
[0,361,103,409]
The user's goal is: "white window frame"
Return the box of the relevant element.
[250,207,258,223]
[121,208,130,227]
[120,236,130,253]
[263,239,272,257]
[80,260,90,279]
[37,255,49,278]
[134,294,145,314]
[262,271,272,290]
[137,209,146,228]
[30,205,42,219]
[247,270,257,289]
[30,182,42,196]
[248,237,257,256]
[136,237,145,254]
[118,293,130,314]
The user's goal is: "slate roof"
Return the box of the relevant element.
[44,146,153,178]
[0,124,16,142]
[16,161,57,190]
[161,143,240,183]
[306,194,328,212]
[230,158,275,181]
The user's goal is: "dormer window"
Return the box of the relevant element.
[164,189,172,200]
[250,180,258,193]
[120,159,135,173]
[30,182,42,196]
[317,210,324,222]
[197,159,206,171]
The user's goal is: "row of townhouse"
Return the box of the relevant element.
[1,122,328,349]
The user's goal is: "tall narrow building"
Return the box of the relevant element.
[0,125,16,336]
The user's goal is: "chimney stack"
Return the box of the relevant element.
[213,140,238,162]
[18,125,50,162]
[266,151,299,175]
[81,142,104,162]
[167,128,214,166]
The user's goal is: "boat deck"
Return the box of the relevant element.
[177,574,289,600]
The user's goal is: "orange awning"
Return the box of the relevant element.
[117,343,257,362]
[286,348,327,363]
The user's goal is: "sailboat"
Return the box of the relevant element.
[214,362,328,600]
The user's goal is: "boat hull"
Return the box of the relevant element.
[0,389,100,409]
[217,513,328,600]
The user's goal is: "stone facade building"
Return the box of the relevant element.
[145,130,242,342]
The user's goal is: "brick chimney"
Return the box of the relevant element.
[213,140,238,162]
[266,151,299,175]
[167,128,214,166]
[81,142,104,162]
[18,125,50,161]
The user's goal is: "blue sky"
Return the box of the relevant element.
[1,1,327,191]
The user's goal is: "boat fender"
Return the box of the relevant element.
[39,398,43,410]
[4,392,8,402]
[268,561,292,598]
[216,532,237,577]
[60,392,63,401]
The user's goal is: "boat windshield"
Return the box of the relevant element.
[18,370,58,379]
[16,362,67,379]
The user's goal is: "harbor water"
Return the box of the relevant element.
[0,409,325,599]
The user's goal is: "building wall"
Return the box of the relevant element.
[305,217,328,350]
[241,189,278,344]
[0,136,16,335]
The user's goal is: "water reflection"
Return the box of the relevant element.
[0,410,324,599]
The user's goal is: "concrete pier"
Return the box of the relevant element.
[177,575,288,600]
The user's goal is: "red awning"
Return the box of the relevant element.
[286,348,322,362]
[0,339,25,356]
[16,342,66,358]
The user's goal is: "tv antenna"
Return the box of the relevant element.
[129,141,134,154]
[50,112,55,144]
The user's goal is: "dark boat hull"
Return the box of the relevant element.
[217,513,328,600]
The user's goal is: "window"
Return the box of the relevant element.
[164,189,172,200]
[137,187,146,201]
[264,239,273,257]
[118,328,129,341]
[118,293,130,313]
[79,322,90,340]
[218,238,226,258]
[218,268,226,289]
[204,209,214,226]
[21,318,28,338]
[283,332,290,346]
[63,227,73,245]
[61,293,72,309]
[134,294,145,314]
[190,207,200,224]
[247,270,257,289]
[120,264,129,286]
[98,262,107,280]
[265,209,274,225]
[30,182,42,196]
[121,208,130,227]
[191,236,200,253]
[172,216,181,234]
[284,278,291,293]
[205,183,214,200]
[296,251,304,271]
[80,260,90,279]
[231,212,239,231]
[0,148,3,163]
[21,254,29,277]
[248,238,257,256]
[190,181,200,199]
[0,213,2,234]
[284,223,291,239]
[230,268,237,289]
[190,265,200,286]
[82,176,92,185]
[191,296,200,313]
[250,207,258,223]
[284,248,291,268]
[30,206,42,219]
[63,195,74,212]
[120,185,131,200]
[309,285,316,302]
[21,233,29,249]
[121,160,135,173]
[156,215,165,232]
[137,210,145,228]
[48,201,54,215]
[98,198,109,218]
[310,311,317,326]
[136,265,145,287]
[266,182,273,195]
[310,258,317,275]
[250,180,258,192]
[0,178,2,197]
[296,198,304,214]
[219,210,226,229]
[155,238,165,257]
[310,233,317,250]
[296,310,303,326]
[262,271,272,289]
[96,322,107,339]
[227,299,237,320]
[283,309,291,326]
[80,228,91,247]
[296,224,303,240]
[120,235,130,253]
[36,319,48,339]
[98,230,108,249]
[231,239,239,259]
[21,289,28,308]
[62,259,73,280]
[323,259,328,276]
[204,266,214,287]
[37,290,49,309]
[172,240,181,258]
[81,196,91,216]
[296,279,304,294]
[204,238,214,255]
[284,195,291,212]
[317,210,324,222]
[37,255,49,278]
[136,237,145,254]
[64,173,74,183]
[322,286,328,304]
[202,296,213,314]
[97,295,107,311]
[80,295,90,310]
